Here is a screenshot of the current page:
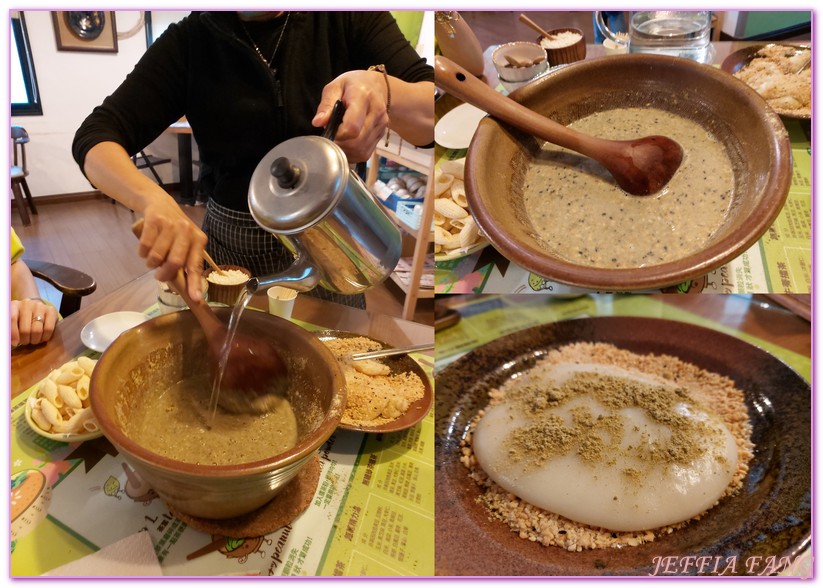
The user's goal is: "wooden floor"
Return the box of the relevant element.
[12,195,434,326]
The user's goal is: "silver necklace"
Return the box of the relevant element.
[239,12,290,69]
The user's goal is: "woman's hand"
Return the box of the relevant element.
[11,299,59,347]
[313,71,435,162]
[312,70,390,163]
[137,195,208,302]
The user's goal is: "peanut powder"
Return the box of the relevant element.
[504,371,722,474]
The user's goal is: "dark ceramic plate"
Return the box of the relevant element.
[315,330,433,434]
[435,317,810,577]
[720,43,811,120]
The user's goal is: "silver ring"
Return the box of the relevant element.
[33,315,44,323]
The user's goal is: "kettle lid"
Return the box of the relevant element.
[248,135,349,234]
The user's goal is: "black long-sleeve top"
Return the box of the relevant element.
[73,11,433,211]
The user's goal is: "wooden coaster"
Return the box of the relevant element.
[170,454,321,538]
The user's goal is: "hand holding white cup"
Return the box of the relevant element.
[267,286,298,319]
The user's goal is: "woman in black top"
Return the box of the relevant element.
[73,11,434,306]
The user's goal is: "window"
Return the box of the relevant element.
[11,11,42,116]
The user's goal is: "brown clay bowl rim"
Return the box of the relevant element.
[314,329,434,433]
[466,53,792,290]
[435,316,811,576]
[719,43,811,120]
[90,309,346,478]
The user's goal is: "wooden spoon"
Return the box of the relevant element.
[435,56,684,196]
[131,219,288,412]
[518,14,555,40]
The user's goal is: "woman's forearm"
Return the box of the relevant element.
[81,141,208,300]
[82,141,175,213]
[387,79,435,146]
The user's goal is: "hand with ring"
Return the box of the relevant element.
[11,298,59,347]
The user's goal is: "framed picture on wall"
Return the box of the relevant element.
[52,11,118,53]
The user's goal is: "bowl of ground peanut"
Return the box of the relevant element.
[435,317,810,576]
[204,265,252,307]
[316,330,432,433]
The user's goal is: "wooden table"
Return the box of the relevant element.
[165,119,196,203]
[11,270,433,397]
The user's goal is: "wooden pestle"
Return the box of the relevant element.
[434,56,684,196]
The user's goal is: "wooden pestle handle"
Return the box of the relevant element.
[518,14,553,39]
[434,56,606,159]
[131,219,226,341]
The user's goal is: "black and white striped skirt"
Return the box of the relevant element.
[202,199,366,309]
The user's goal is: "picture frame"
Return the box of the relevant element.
[52,11,118,53]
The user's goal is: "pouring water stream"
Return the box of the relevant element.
[206,288,255,426]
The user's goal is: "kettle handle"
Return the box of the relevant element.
[321,100,346,141]
[321,99,367,177]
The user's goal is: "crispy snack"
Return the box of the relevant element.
[434,157,485,256]
[28,357,99,435]
[322,336,426,427]
[733,45,811,117]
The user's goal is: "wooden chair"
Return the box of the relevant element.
[24,259,97,317]
[11,126,37,226]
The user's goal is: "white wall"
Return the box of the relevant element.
[12,10,428,199]
[10,10,185,198]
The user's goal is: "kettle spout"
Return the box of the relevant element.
[245,254,320,295]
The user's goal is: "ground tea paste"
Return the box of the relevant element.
[521,107,734,268]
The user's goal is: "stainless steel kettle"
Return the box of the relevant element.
[246,101,402,296]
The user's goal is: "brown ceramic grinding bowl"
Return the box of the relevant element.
[466,54,792,290]
[90,308,346,519]
[204,264,251,306]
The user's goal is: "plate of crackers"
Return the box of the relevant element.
[433,157,490,262]
[316,330,433,434]
[720,43,811,120]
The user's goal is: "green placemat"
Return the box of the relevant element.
[435,294,809,381]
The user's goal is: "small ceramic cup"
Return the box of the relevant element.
[603,37,629,55]
[267,286,298,320]
[203,265,251,307]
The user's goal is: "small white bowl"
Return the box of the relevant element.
[492,42,548,83]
